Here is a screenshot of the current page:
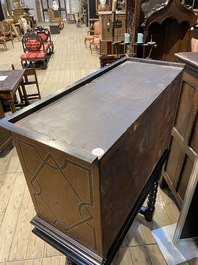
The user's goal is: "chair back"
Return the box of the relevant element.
[48,8,54,22]
[35,26,52,42]
[22,31,45,53]
[1,20,12,37]
[94,21,100,36]
[0,20,14,49]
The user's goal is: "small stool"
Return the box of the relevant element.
[49,23,60,34]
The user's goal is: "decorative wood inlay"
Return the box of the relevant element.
[16,138,100,252]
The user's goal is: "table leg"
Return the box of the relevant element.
[139,149,169,222]
[20,81,30,106]
[11,24,21,42]
[7,99,16,113]
[139,179,159,221]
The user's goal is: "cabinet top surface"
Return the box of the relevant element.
[175,52,198,68]
[5,60,183,159]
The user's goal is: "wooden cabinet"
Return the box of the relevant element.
[161,52,198,208]
[98,11,125,54]
[0,58,183,265]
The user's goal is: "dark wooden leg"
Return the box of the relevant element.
[139,179,159,221]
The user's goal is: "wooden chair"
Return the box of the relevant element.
[0,20,14,50]
[0,28,7,50]
[12,64,41,104]
[84,21,99,48]
[48,8,64,29]
[34,26,54,54]
[89,35,100,54]
[21,31,48,69]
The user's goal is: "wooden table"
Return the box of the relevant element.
[0,69,28,113]
[0,100,12,153]
[0,57,184,265]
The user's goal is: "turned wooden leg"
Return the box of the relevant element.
[140,179,159,221]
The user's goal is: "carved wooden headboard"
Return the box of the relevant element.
[142,0,197,61]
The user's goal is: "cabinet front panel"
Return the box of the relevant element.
[12,133,103,256]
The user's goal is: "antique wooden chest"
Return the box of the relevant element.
[0,58,183,264]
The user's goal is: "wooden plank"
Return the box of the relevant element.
[8,186,35,261]
[0,173,17,226]
[0,173,26,261]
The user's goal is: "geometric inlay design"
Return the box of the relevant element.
[17,139,99,251]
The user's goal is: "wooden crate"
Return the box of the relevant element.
[98,11,125,42]
[0,57,183,264]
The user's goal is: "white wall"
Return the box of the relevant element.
[67,0,80,13]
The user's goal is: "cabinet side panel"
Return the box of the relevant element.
[12,133,103,256]
[99,75,181,255]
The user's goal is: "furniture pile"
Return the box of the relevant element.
[20,27,54,69]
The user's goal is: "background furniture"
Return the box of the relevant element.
[0,100,12,153]
[98,11,125,55]
[84,20,99,48]
[100,53,126,67]
[35,26,54,53]
[0,57,183,265]
[12,63,41,104]
[161,52,198,208]
[0,69,26,113]
[49,23,60,34]
[141,0,197,61]
[48,8,64,29]
[89,33,100,53]
[0,20,14,50]
[21,31,48,69]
